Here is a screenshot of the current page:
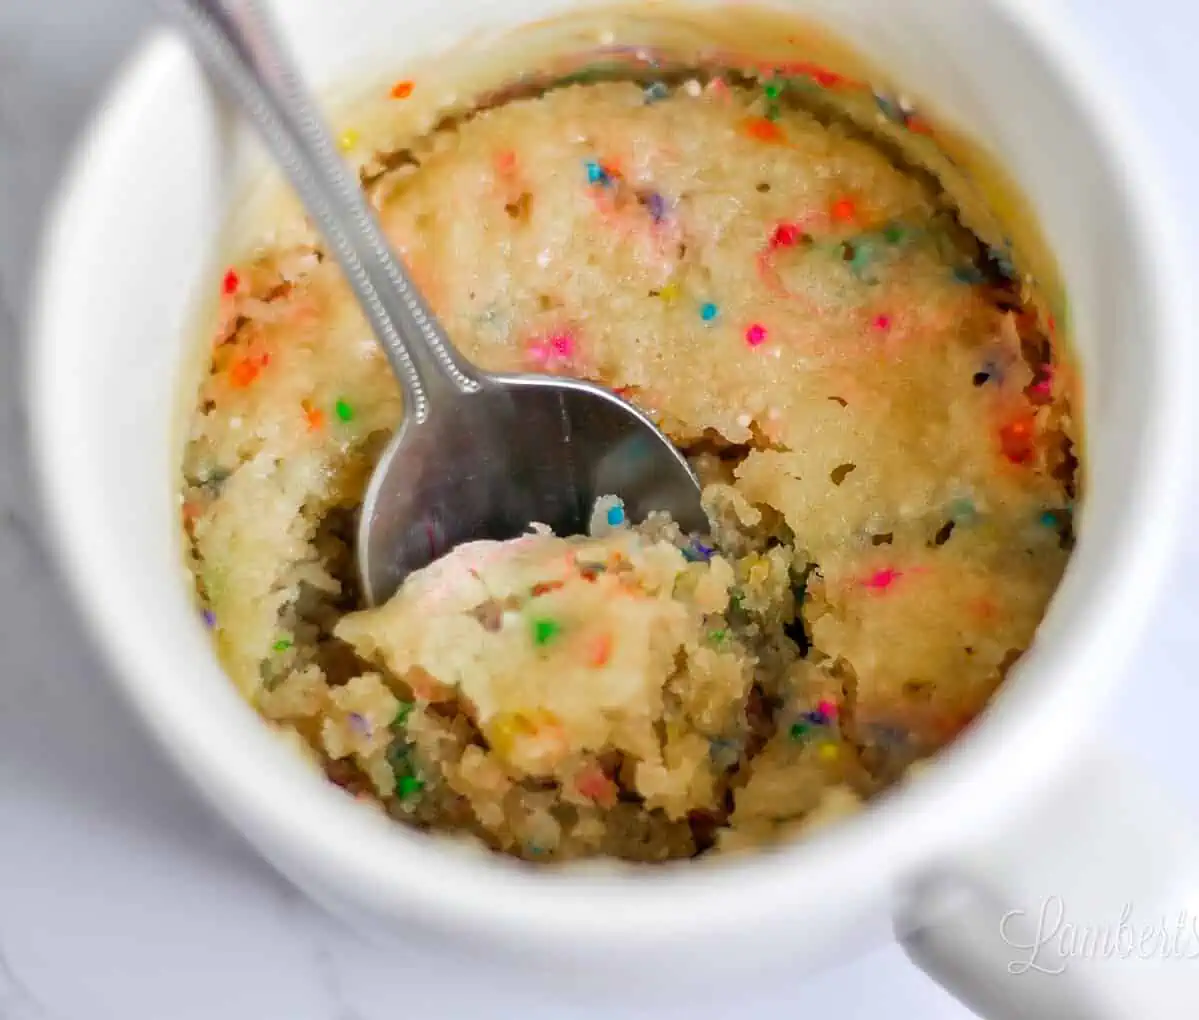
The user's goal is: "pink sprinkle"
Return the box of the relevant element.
[864,568,902,591]
[872,314,892,331]
[746,323,768,347]
[818,699,838,719]
[550,333,574,358]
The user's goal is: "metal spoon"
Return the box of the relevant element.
[168,0,706,606]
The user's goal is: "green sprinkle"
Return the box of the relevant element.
[790,722,810,741]
[533,618,560,646]
[272,638,292,652]
[764,80,783,100]
[883,224,906,245]
[334,398,354,422]
[708,628,729,645]
[392,701,415,728]
[396,774,424,800]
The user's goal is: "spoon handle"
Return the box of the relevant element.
[164,0,480,422]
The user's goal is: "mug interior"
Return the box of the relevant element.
[28,0,1190,965]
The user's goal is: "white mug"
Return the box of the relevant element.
[27,0,1197,1015]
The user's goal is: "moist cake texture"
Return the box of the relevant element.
[183,75,1078,860]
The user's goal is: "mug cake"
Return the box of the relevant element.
[181,36,1079,862]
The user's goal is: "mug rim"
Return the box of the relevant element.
[26,0,1193,948]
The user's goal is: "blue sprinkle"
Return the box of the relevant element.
[645,191,668,223]
[953,265,985,285]
[585,160,608,185]
[202,609,216,629]
[606,504,626,527]
[1039,510,1060,529]
[805,709,829,726]
[644,81,670,104]
[683,539,715,563]
[700,302,719,322]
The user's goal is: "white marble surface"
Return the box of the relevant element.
[2,3,1198,1018]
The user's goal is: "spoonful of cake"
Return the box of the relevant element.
[168,0,706,606]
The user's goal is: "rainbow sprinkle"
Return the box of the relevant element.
[389,80,415,100]
[830,197,857,224]
[533,618,560,646]
[589,633,614,668]
[222,269,240,295]
[202,609,216,629]
[700,302,719,322]
[396,774,424,799]
[644,81,670,103]
[338,130,359,152]
[273,638,292,652]
[864,568,902,591]
[606,504,625,527]
[334,398,354,423]
[746,323,768,347]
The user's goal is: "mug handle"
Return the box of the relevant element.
[898,743,1199,1018]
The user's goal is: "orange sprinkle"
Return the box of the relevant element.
[181,500,201,523]
[906,115,933,136]
[303,402,325,432]
[743,116,785,143]
[222,269,240,295]
[531,580,565,597]
[589,633,613,668]
[830,197,857,224]
[494,149,517,175]
[389,80,415,100]
[228,357,261,389]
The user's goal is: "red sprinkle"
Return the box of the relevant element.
[830,197,857,224]
[999,416,1037,464]
[744,117,785,143]
[222,269,240,295]
[746,323,768,347]
[872,314,892,331]
[769,222,804,249]
[389,80,415,100]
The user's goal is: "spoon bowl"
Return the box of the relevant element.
[171,0,706,608]
[359,373,707,606]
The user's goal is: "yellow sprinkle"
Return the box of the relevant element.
[338,130,360,152]
[659,281,681,304]
[819,742,840,762]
